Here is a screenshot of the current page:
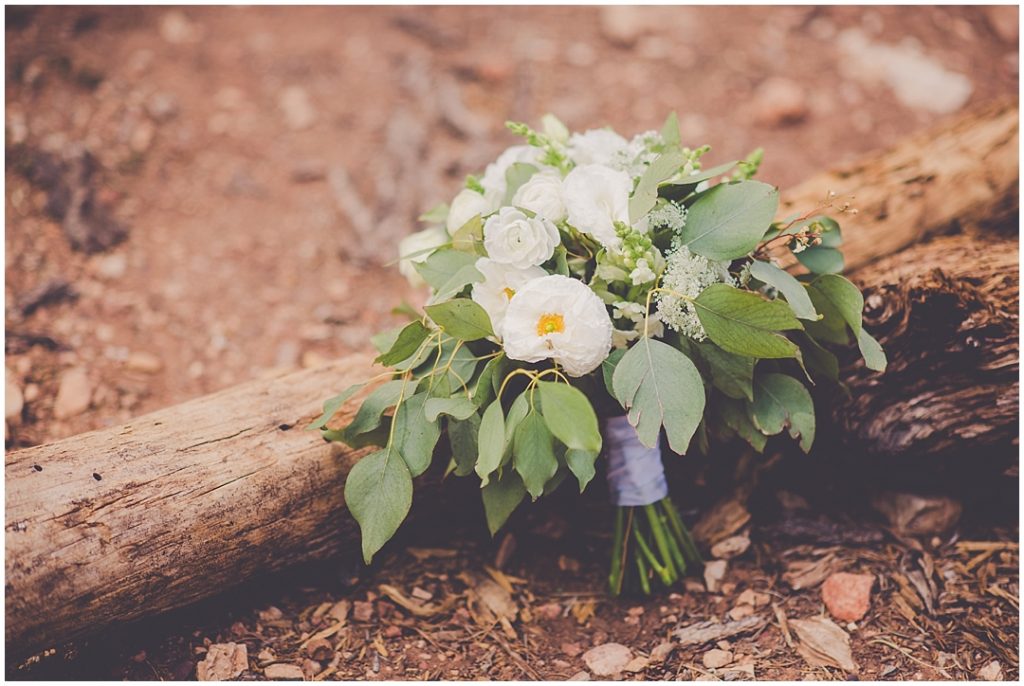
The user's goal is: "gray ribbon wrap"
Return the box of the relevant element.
[603,415,668,507]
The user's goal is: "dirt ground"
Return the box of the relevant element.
[4,4,1019,682]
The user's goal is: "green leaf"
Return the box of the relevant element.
[679,180,779,260]
[503,163,538,205]
[392,393,441,477]
[370,326,403,354]
[450,214,484,254]
[449,413,480,477]
[344,447,413,563]
[425,299,494,341]
[418,203,449,224]
[630,149,686,224]
[750,373,815,453]
[797,246,844,274]
[611,338,706,454]
[472,354,506,408]
[602,347,627,398]
[811,274,863,335]
[660,111,680,148]
[565,448,598,493]
[503,392,530,453]
[552,245,570,276]
[513,410,559,500]
[433,263,484,301]
[414,249,478,290]
[659,161,740,202]
[804,285,851,345]
[694,283,803,359]
[717,397,767,452]
[423,396,477,422]
[481,468,527,536]
[476,400,506,486]
[375,321,430,367]
[857,328,887,372]
[797,332,840,383]
[537,382,602,454]
[432,340,480,392]
[308,383,364,430]
[694,341,755,401]
[749,260,819,321]
[340,380,406,440]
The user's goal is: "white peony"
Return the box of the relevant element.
[568,129,630,167]
[512,172,567,223]
[501,274,613,377]
[562,164,632,249]
[483,207,561,269]
[480,144,542,198]
[447,187,499,235]
[470,258,547,332]
[398,226,449,287]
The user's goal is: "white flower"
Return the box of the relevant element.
[629,258,657,285]
[470,258,546,333]
[502,275,613,377]
[562,164,632,249]
[512,172,566,223]
[611,301,664,349]
[481,145,542,198]
[483,207,560,269]
[541,113,570,144]
[398,226,448,287]
[657,246,735,340]
[447,187,499,235]
[568,129,630,167]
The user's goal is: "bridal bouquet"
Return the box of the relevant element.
[312,114,886,595]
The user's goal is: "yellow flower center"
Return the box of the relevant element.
[536,313,565,336]
[503,287,516,301]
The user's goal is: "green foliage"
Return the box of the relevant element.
[504,163,539,205]
[716,397,767,452]
[857,328,888,372]
[612,338,706,454]
[750,373,815,453]
[565,448,598,493]
[481,468,527,536]
[678,180,779,260]
[748,259,818,321]
[414,249,478,290]
[337,380,405,444]
[476,400,506,486]
[375,321,430,367]
[392,392,441,477]
[629,149,686,224]
[425,299,494,341]
[344,446,413,563]
[694,284,803,359]
[418,203,449,224]
[693,341,755,401]
[423,396,477,422]
[308,383,364,430]
[513,411,559,500]
[537,382,602,454]
[448,413,480,477]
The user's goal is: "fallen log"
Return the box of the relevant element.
[5,101,1019,657]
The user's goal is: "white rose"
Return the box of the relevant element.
[568,129,630,167]
[483,207,560,269]
[481,144,542,199]
[447,187,498,235]
[470,258,547,333]
[511,172,566,223]
[398,226,448,287]
[501,274,613,377]
[562,164,632,249]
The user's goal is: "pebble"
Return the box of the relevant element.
[703,559,728,593]
[23,383,40,403]
[821,572,874,622]
[728,604,755,620]
[702,648,734,670]
[147,92,180,122]
[279,86,317,131]
[735,588,771,608]
[561,641,583,657]
[568,671,590,681]
[599,6,647,46]
[711,534,751,560]
[535,602,562,620]
[196,642,247,681]
[583,643,633,676]
[649,641,674,663]
[95,253,128,280]
[752,77,809,127]
[125,351,163,374]
[624,656,649,673]
[978,660,1003,681]
[159,11,197,44]
[290,159,327,183]
[6,368,24,421]
[263,663,304,680]
[352,600,374,622]
[53,367,92,419]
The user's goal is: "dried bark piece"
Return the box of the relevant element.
[674,616,767,647]
[790,616,857,673]
[196,642,247,681]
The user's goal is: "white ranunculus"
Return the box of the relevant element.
[398,226,448,287]
[470,258,547,333]
[501,274,613,377]
[568,128,630,167]
[512,172,566,223]
[447,187,498,235]
[481,145,542,198]
[562,164,632,248]
[483,207,561,269]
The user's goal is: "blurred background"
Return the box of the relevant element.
[4,5,1019,447]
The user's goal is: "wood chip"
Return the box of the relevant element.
[196,642,248,681]
[378,583,454,618]
[693,499,752,545]
[790,616,857,673]
[583,643,633,676]
[674,616,767,647]
[783,553,837,590]
[772,603,794,648]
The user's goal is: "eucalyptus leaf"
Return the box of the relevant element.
[375,321,430,367]
[418,203,449,224]
[340,380,406,440]
[513,410,559,500]
[450,214,483,254]
[344,446,413,563]
[749,260,818,321]
[694,341,755,401]
[425,299,494,341]
[537,382,602,454]
[694,283,803,359]
[481,468,527,536]
[797,332,840,383]
[423,396,477,422]
[432,263,484,301]
[476,400,505,486]
[857,328,888,372]
[393,392,441,477]
[503,163,539,205]
[630,149,686,224]
[750,373,815,453]
[811,274,863,335]
[611,337,706,454]
[472,354,506,408]
[308,383,364,430]
[449,413,480,477]
[602,347,627,398]
[679,180,779,260]
[660,111,681,148]
[414,249,478,290]
[565,448,598,493]
[804,284,852,345]
[717,397,767,452]
[796,246,844,274]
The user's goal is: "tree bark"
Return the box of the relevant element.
[833,234,1018,459]
[5,100,1019,657]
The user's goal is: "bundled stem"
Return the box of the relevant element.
[608,496,703,596]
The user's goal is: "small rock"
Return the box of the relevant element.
[95,253,127,280]
[257,648,275,664]
[125,351,163,374]
[736,589,770,608]
[291,159,327,183]
[599,6,647,46]
[728,604,755,621]
[568,671,590,681]
[131,120,155,153]
[305,637,333,661]
[704,559,728,593]
[327,599,350,623]
[978,660,1003,681]
[821,572,874,622]
[411,586,433,601]
[54,367,92,419]
[624,656,649,673]
[279,86,317,131]
[711,534,751,560]
[264,663,304,680]
[23,383,40,403]
[383,625,402,638]
[258,606,283,621]
[159,11,197,44]
[196,642,247,681]
[302,658,322,679]
[583,643,633,676]
[535,602,562,620]
[702,648,734,669]
[147,92,180,122]
[649,642,674,663]
[561,641,583,657]
[352,600,374,622]
[752,77,809,127]
[6,369,24,421]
